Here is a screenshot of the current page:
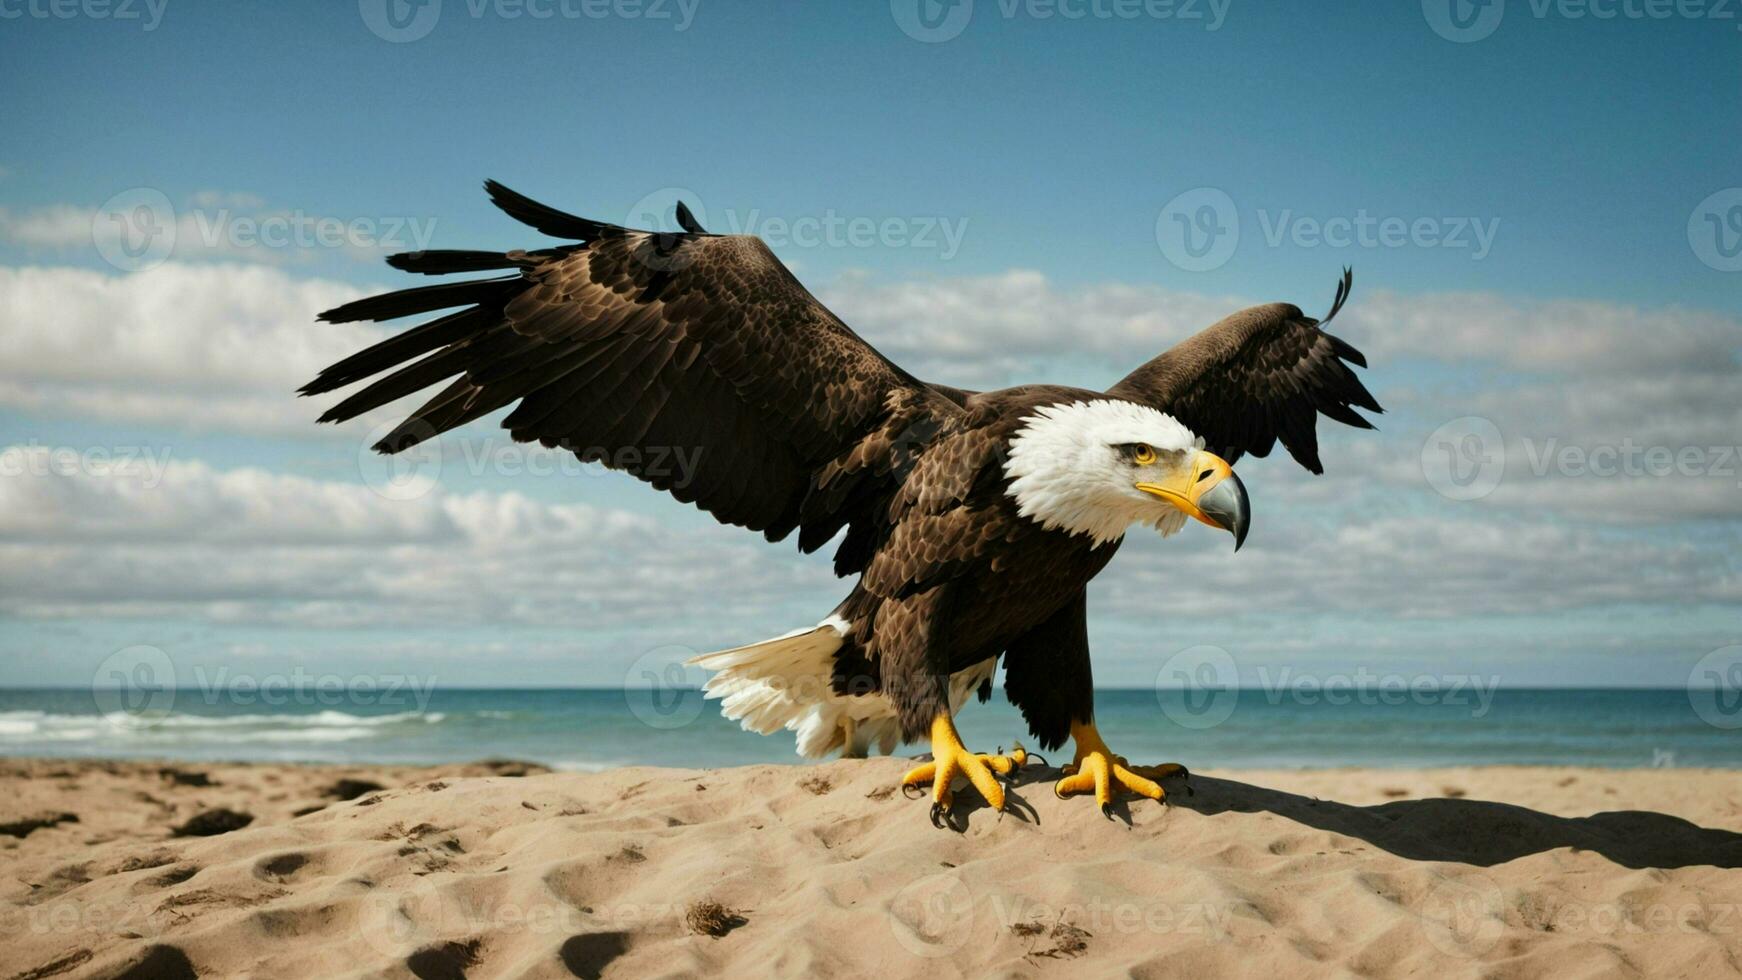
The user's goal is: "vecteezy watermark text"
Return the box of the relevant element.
[1155,646,1504,729]
[624,190,970,260]
[711,208,968,259]
[1156,188,1500,271]
[185,208,438,255]
[360,0,701,43]
[1,442,175,489]
[1255,666,1500,717]
[91,187,439,272]
[1422,416,1742,502]
[1256,209,1499,260]
[186,666,438,714]
[90,645,442,731]
[1521,438,1742,485]
[0,0,167,30]
[358,426,707,501]
[1422,0,1742,43]
[890,0,1230,43]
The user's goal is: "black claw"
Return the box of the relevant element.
[929,802,948,829]
[1027,752,1049,769]
[1100,802,1113,819]
[901,783,924,800]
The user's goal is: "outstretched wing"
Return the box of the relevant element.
[303,181,961,569]
[1105,269,1381,473]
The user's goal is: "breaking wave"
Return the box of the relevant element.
[0,708,445,744]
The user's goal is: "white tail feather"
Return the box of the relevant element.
[689,616,997,759]
[688,616,897,759]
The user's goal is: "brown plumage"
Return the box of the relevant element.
[304,182,1380,758]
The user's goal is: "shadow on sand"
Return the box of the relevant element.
[941,768,1742,869]
[1165,773,1742,869]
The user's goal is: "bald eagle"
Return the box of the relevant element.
[304,181,1380,821]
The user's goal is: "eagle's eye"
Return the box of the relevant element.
[1131,444,1157,466]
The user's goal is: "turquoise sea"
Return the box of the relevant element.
[1,687,1737,770]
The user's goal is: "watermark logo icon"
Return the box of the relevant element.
[888,872,975,957]
[357,888,421,957]
[360,0,442,41]
[1156,645,1237,729]
[624,187,707,271]
[1422,0,1505,42]
[624,645,707,730]
[91,645,176,730]
[1421,416,1505,501]
[92,188,176,272]
[1689,646,1742,730]
[1156,188,1238,272]
[1689,188,1742,273]
[891,0,973,42]
[358,420,443,502]
[1420,872,1505,954]
[625,187,707,234]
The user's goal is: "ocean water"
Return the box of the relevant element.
[0,688,1735,771]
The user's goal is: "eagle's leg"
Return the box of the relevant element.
[900,712,1023,821]
[1054,719,1188,816]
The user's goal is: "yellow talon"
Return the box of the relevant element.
[1052,720,1186,815]
[898,714,1025,823]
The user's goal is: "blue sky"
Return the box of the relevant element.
[1,0,1738,691]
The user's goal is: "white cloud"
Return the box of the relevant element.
[0,447,837,631]
[5,443,1733,642]
[5,260,1738,528]
[187,190,268,210]
[1105,513,1738,621]
[0,262,391,436]
[1343,291,1742,376]
[821,269,1239,387]
[825,269,1741,384]
[0,193,436,266]
[0,205,95,249]
[828,270,1742,524]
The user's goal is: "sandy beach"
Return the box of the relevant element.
[3,757,1740,978]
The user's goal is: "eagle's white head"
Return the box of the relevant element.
[1002,399,1250,548]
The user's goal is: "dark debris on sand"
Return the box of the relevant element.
[171,809,253,837]
[323,778,386,801]
[1014,921,1091,960]
[157,768,215,787]
[0,811,79,839]
[684,900,747,938]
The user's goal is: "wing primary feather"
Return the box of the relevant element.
[674,201,707,234]
[1316,398,1376,430]
[315,343,477,423]
[1328,333,1368,368]
[1322,267,1354,325]
[300,307,493,396]
[385,250,525,276]
[484,179,625,241]
[318,277,515,324]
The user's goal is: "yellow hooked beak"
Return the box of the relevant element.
[1134,451,1251,551]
